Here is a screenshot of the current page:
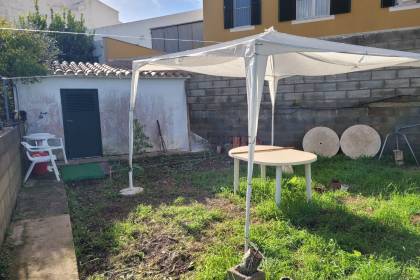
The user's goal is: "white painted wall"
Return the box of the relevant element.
[0,0,120,28]
[15,76,190,156]
[95,9,203,48]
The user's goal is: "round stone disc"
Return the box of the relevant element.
[302,127,340,157]
[340,125,381,159]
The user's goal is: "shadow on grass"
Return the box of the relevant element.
[262,155,420,198]
[263,191,420,263]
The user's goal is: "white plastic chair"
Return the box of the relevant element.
[23,134,68,164]
[47,137,68,164]
[21,142,61,183]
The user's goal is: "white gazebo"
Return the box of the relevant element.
[124,28,420,251]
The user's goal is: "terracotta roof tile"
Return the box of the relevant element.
[51,61,189,79]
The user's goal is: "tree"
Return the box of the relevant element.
[20,0,97,63]
[0,19,58,78]
[48,10,97,62]
[0,19,58,120]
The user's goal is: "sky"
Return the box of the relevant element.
[100,0,203,22]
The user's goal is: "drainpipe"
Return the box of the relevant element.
[1,77,10,123]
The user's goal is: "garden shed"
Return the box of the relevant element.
[14,61,191,159]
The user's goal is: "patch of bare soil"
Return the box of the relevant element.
[68,157,241,279]
[204,197,243,219]
[108,230,195,279]
[100,197,242,280]
[411,214,420,225]
[338,196,374,214]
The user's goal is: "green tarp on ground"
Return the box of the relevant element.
[60,163,106,182]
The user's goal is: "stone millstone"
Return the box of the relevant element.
[340,125,381,159]
[302,127,340,157]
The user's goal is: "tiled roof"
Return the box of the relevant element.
[51,61,190,79]
[52,61,131,77]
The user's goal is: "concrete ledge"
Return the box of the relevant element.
[9,215,79,280]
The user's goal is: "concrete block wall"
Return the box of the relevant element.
[186,28,420,155]
[0,127,22,245]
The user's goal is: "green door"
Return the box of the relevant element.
[61,89,103,159]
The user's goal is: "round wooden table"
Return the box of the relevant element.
[229,145,317,206]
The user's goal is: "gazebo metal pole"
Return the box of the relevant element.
[244,52,268,252]
[121,70,143,196]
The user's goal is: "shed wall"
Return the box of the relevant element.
[16,77,189,156]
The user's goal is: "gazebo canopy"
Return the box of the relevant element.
[127,28,420,251]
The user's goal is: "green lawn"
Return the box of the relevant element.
[66,154,420,280]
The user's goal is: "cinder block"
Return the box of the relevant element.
[411,78,420,87]
[416,39,420,49]
[304,76,325,83]
[186,82,199,90]
[371,89,396,98]
[324,91,346,99]
[213,80,229,88]
[396,88,420,96]
[360,80,384,89]
[189,89,206,97]
[230,79,246,87]
[372,70,397,80]
[214,96,229,103]
[190,103,206,111]
[229,96,247,103]
[283,92,304,101]
[315,83,337,92]
[347,71,372,81]
[347,90,371,98]
[284,76,304,84]
[295,83,315,93]
[325,74,348,82]
[398,68,420,78]
[198,81,212,89]
[303,92,324,100]
[384,79,410,88]
[375,30,403,43]
[187,97,198,103]
[388,40,415,50]
[277,85,295,93]
[337,81,360,91]
[401,29,420,41]
[206,88,224,96]
[222,88,239,96]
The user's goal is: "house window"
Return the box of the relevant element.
[382,0,420,8]
[279,0,351,22]
[234,0,252,27]
[396,0,420,6]
[296,0,330,20]
[224,0,261,29]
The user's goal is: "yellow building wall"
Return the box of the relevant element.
[104,37,162,61]
[204,0,420,42]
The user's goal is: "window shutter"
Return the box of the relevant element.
[279,0,296,22]
[224,0,234,29]
[251,0,262,25]
[381,0,396,8]
[330,0,352,15]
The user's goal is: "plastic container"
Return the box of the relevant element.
[32,152,49,176]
